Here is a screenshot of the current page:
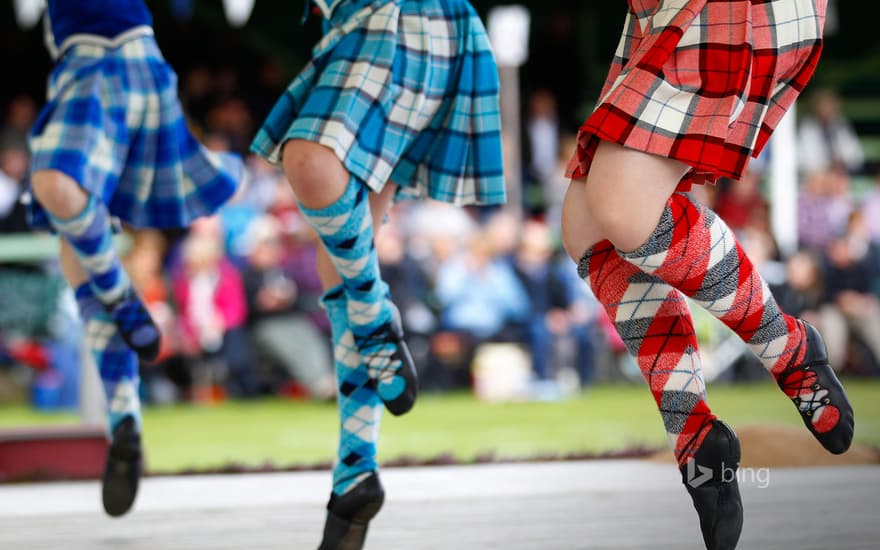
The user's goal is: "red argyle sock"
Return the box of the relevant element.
[618,193,806,378]
[580,241,715,465]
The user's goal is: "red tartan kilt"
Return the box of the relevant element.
[567,0,826,189]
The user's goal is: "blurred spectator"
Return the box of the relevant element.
[0,132,30,233]
[798,168,853,251]
[376,219,437,387]
[819,211,880,372]
[524,89,559,213]
[860,172,880,245]
[433,226,530,387]
[526,90,559,186]
[483,209,520,260]
[714,169,769,233]
[242,155,287,212]
[771,250,824,326]
[510,220,571,381]
[241,215,334,400]
[798,88,864,175]
[265,183,328,332]
[399,199,477,275]
[172,227,258,398]
[123,229,181,402]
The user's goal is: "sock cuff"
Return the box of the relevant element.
[576,240,616,281]
[617,193,698,262]
[297,176,365,218]
[46,194,102,235]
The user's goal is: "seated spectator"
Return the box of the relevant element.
[433,228,530,388]
[242,215,334,400]
[172,228,258,399]
[798,168,854,251]
[511,220,574,381]
[819,212,880,372]
[771,250,824,327]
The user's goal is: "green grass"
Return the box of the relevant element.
[2,380,879,474]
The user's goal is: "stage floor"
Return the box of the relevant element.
[1,460,877,549]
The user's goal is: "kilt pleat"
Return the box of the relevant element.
[29,34,242,229]
[251,0,505,206]
[567,0,826,188]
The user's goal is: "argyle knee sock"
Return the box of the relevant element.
[75,284,141,434]
[321,286,383,496]
[580,241,715,465]
[298,179,414,409]
[49,195,129,305]
[298,180,391,336]
[618,193,806,377]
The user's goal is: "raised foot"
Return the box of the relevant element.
[778,320,854,455]
[355,304,418,416]
[107,288,161,363]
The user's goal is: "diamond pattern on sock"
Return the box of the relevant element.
[76,284,142,434]
[49,195,129,305]
[298,181,391,336]
[619,193,806,376]
[322,287,383,497]
[581,241,714,465]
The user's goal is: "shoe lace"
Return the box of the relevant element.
[780,365,831,418]
[356,327,402,381]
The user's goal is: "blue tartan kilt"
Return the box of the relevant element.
[251,0,506,206]
[29,33,242,229]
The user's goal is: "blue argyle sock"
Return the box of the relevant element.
[298,179,391,336]
[75,284,141,434]
[48,195,129,305]
[321,285,382,496]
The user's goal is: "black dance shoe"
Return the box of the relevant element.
[777,320,854,455]
[680,420,743,550]
[356,304,417,416]
[318,472,385,550]
[102,416,143,517]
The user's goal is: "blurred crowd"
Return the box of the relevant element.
[1,63,879,409]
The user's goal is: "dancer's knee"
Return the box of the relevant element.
[31,169,88,218]
[281,139,349,208]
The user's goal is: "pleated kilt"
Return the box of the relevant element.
[251,0,505,206]
[29,32,242,229]
[567,0,826,188]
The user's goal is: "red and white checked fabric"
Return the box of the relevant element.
[580,241,715,465]
[567,0,826,188]
[620,193,806,376]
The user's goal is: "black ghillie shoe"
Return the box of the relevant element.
[680,420,743,550]
[102,416,143,517]
[318,472,385,550]
[107,288,161,363]
[356,304,417,416]
[777,320,854,455]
